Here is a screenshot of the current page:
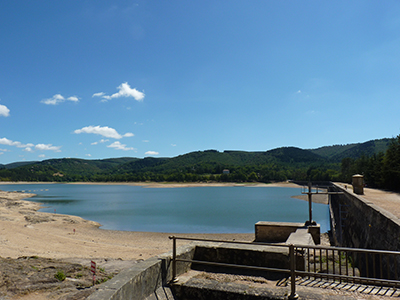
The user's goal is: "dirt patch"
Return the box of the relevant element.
[0,256,124,300]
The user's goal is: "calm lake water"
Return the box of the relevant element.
[0,184,330,233]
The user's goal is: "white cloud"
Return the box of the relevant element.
[74,125,123,139]
[92,92,105,97]
[92,138,110,145]
[38,154,46,158]
[67,96,79,102]
[41,94,79,105]
[35,144,62,152]
[107,141,135,151]
[145,151,159,156]
[0,104,10,117]
[74,125,134,140]
[97,82,145,102]
[171,144,177,147]
[0,137,61,152]
[0,137,34,148]
[86,154,92,157]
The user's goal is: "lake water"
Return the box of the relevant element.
[0,184,330,233]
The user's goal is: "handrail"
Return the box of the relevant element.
[169,236,400,299]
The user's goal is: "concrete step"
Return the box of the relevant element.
[285,228,315,246]
[144,286,175,300]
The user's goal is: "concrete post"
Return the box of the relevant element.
[352,174,364,195]
[288,244,298,300]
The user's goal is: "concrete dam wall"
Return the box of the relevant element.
[329,183,400,251]
[329,183,400,279]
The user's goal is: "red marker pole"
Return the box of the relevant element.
[91,261,96,285]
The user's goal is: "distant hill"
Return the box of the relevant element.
[309,138,393,161]
[0,161,39,169]
[0,137,394,183]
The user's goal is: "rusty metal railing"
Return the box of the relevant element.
[296,244,400,287]
[169,236,400,299]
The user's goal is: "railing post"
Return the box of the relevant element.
[169,236,177,283]
[288,244,298,300]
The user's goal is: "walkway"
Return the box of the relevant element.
[334,182,400,220]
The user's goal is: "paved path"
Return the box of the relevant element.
[335,182,400,220]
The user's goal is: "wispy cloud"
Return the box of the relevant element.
[91,139,109,145]
[145,151,159,156]
[0,137,61,152]
[92,92,105,98]
[107,141,135,151]
[35,144,62,152]
[94,82,145,102]
[0,137,34,148]
[0,104,10,117]
[74,125,134,139]
[41,94,79,105]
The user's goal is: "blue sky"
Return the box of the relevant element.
[1,1,400,164]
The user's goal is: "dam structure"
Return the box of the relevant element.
[88,180,400,300]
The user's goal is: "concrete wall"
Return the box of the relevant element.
[329,183,400,278]
[88,241,305,299]
[192,242,304,280]
[330,183,400,251]
[255,221,320,244]
[87,244,195,300]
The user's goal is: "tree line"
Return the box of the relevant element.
[0,136,399,191]
[340,134,400,191]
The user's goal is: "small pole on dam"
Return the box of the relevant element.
[308,181,313,224]
[302,181,344,226]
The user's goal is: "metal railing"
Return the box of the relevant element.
[169,236,400,299]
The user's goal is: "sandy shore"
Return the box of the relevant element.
[0,181,309,262]
[0,181,300,188]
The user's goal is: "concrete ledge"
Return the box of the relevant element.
[87,244,196,300]
[255,221,320,244]
[192,243,304,280]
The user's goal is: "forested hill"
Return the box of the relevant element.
[310,138,393,161]
[0,137,392,183]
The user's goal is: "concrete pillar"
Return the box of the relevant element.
[352,174,364,195]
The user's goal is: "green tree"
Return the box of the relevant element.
[383,135,400,190]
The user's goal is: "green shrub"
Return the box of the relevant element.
[55,270,66,281]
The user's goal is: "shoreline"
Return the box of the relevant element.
[0,180,300,188]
